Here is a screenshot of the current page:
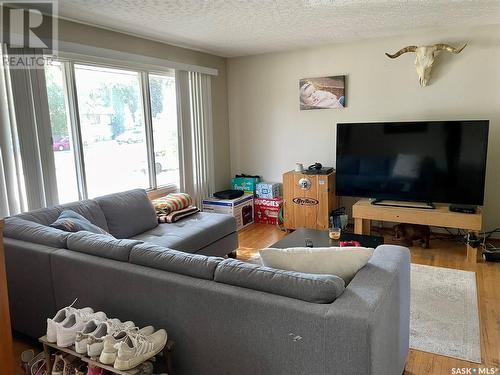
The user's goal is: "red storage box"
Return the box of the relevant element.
[254,197,283,225]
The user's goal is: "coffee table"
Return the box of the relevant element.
[270,228,384,249]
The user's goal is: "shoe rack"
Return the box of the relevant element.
[39,335,175,375]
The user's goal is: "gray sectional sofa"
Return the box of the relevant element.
[4,188,411,375]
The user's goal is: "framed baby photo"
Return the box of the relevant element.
[299,75,346,110]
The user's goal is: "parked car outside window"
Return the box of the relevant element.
[52,137,70,151]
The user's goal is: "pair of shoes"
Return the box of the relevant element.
[74,320,101,355]
[57,310,107,348]
[47,300,107,348]
[20,349,35,375]
[99,326,154,365]
[76,318,135,357]
[51,353,65,375]
[75,361,87,375]
[53,353,85,375]
[113,329,168,371]
[86,364,108,375]
[46,299,93,343]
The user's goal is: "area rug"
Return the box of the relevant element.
[410,264,481,363]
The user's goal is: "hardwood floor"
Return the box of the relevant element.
[10,223,499,374]
[237,223,500,375]
[12,334,38,375]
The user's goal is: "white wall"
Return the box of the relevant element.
[227,24,500,232]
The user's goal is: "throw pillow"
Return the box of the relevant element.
[152,193,193,216]
[259,246,374,283]
[50,210,110,235]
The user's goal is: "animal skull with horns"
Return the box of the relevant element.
[385,43,467,87]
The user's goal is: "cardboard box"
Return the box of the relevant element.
[254,197,283,225]
[231,176,260,195]
[202,194,254,231]
[256,182,282,199]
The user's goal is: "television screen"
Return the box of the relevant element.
[336,121,489,205]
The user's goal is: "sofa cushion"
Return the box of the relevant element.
[15,200,109,232]
[95,189,158,238]
[16,206,61,226]
[67,231,142,261]
[260,247,374,283]
[131,212,237,253]
[50,210,110,235]
[130,243,223,280]
[4,217,69,248]
[214,259,345,303]
[57,199,109,232]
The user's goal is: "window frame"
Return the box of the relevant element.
[50,54,180,201]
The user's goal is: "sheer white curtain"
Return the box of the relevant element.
[0,47,24,217]
[0,47,57,217]
[176,70,215,208]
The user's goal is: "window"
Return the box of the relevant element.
[44,60,180,202]
[45,61,79,203]
[149,74,179,187]
[74,64,149,197]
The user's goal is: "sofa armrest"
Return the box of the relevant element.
[4,238,59,337]
[324,245,410,375]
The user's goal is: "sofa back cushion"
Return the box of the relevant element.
[16,206,61,226]
[4,217,69,248]
[67,231,142,261]
[15,199,109,232]
[94,189,158,238]
[57,200,109,232]
[214,259,345,303]
[130,243,223,280]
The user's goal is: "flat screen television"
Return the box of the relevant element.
[336,121,489,206]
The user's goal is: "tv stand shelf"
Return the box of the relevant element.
[352,199,482,262]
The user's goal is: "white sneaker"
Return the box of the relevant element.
[56,311,107,348]
[86,319,135,358]
[99,326,154,365]
[74,320,100,354]
[113,329,167,371]
[46,302,93,343]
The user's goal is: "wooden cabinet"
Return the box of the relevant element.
[283,171,338,230]
[0,219,15,375]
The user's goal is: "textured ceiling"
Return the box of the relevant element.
[58,0,500,57]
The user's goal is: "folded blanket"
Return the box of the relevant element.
[158,206,199,223]
[153,193,193,216]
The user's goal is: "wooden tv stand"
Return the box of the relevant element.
[352,199,483,262]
